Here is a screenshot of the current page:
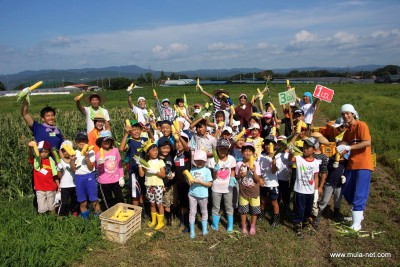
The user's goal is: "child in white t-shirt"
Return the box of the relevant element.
[288,136,320,239]
[275,136,292,219]
[57,140,79,217]
[208,138,237,233]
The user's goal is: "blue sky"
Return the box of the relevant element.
[0,0,399,74]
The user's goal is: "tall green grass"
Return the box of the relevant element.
[0,197,102,266]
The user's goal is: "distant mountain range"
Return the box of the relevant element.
[0,64,384,90]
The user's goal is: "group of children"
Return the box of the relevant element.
[25,88,353,240]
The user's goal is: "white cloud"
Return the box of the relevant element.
[207,42,245,51]
[151,43,189,59]
[291,30,319,44]
[334,32,358,43]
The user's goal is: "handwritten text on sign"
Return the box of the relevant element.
[313,84,334,103]
[278,89,296,105]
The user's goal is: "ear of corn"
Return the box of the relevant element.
[269,143,274,154]
[29,81,43,91]
[286,80,290,87]
[252,113,263,118]
[173,119,180,132]
[100,148,104,159]
[269,102,276,111]
[51,148,61,163]
[111,207,136,221]
[81,144,89,156]
[249,155,255,169]
[171,125,176,134]
[230,105,235,115]
[335,152,341,162]
[251,95,255,104]
[62,144,76,156]
[270,126,276,136]
[32,142,40,157]
[183,170,194,185]
[205,102,209,110]
[174,105,185,117]
[88,145,94,151]
[127,83,134,91]
[134,155,150,168]
[213,149,219,164]
[153,89,158,98]
[74,93,84,101]
[234,128,246,142]
[221,93,229,98]
[125,119,131,127]
[218,121,224,128]
[296,120,303,134]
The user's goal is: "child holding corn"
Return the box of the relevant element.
[246,123,263,158]
[235,142,262,235]
[119,119,148,210]
[258,136,280,227]
[187,150,213,238]
[208,138,237,233]
[138,141,166,230]
[73,131,101,218]
[95,130,125,209]
[28,140,59,214]
[57,140,79,217]
[288,136,320,239]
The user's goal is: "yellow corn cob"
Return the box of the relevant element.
[269,102,276,111]
[183,170,194,184]
[134,155,150,168]
[114,208,123,218]
[296,120,303,134]
[205,102,209,110]
[270,126,276,136]
[153,89,158,98]
[88,145,94,151]
[234,128,246,142]
[125,119,131,126]
[148,109,154,117]
[32,142,40,157]
[74,93,84,101]
[230,105,235,115]
[286,80,290,87]
[174,119,181,132]
[257,88,261,94]
[81,144,89,156]
[335,152,341,162]
[221,93,229,98]
[127,83,134,91]
[269,143,274,154]
[174,105,185,117]
[62,144,76,156]
[196,78,200,87]
[29,81,43,91]
[252,112,263,118]
[218,121,224,129]
[251,95,255,103]
[249,155,255,169]
[171,125,176,134]
[100,148,104,159]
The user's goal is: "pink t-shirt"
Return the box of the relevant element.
[96,147,124,184]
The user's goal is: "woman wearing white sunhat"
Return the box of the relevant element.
[336,104,373,231]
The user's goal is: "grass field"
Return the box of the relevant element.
[0,83,399,266]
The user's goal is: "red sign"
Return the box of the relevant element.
[313,84,334,103]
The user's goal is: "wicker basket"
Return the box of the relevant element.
[99,203,142,244]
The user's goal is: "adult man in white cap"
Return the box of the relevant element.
[336,104,373,231]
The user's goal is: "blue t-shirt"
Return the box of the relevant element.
[126,137,148,174]
[31,121,64,150]
[189,167,212,198]
[231,147,243,163]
